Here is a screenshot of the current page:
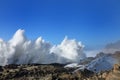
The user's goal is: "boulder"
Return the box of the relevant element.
[106,64,120,80]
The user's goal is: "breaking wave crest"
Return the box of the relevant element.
[0,29,86,66]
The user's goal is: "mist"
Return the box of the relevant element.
[0,29,86,66]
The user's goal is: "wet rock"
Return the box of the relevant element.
[0,63,119,80]
[0,66,3,72]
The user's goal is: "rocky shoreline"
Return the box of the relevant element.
[0,63,120,80]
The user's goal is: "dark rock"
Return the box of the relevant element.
[0,63,118,80]
[0,66,3,72]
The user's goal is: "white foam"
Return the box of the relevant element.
[0,29,85,66]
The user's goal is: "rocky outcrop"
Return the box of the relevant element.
[106,64,120,80]
[0,63,120,80]
[0,64,94,80]
[112,51,120,64]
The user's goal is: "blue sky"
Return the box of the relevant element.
[0,0,120,48]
